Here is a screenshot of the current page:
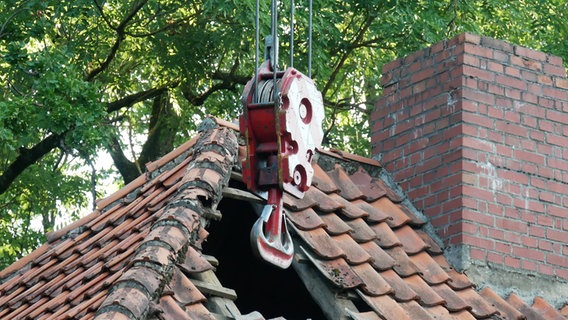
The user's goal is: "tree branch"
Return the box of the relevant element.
[0,132,65,195]
[86,0,148,81]
[105,84,177,113]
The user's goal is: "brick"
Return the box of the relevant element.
[547,254,568,268]
[543,86,568,100]
[496,74,527,90]
[546,109,568,125]
[495,242,511,253]
[513,246,545,262]
[538,264,555,276]
[514,45,547,61]
[543,63,567,77]
[521,260,537,272]
[470,247,486,260]
[555,78,568,89]
[547,229,568,242]
[487,252,503,264]
[504,256,521,268]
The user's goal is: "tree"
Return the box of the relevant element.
[0,0,566,268]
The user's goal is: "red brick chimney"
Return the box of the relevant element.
[372,33,568,296]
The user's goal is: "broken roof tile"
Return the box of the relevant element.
[327,164,365,200]
[286,207,326,231]
[348,167,388,202]
[2,119,565,320]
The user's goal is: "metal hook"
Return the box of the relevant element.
[250,188,294,269]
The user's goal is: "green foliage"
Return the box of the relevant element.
[0,0,566,269]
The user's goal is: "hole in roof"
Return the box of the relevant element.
[204,196,326,320]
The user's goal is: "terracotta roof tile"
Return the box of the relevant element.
[507,293,547,320]
[561,305,568,316]
[380,269,419,302]
[358,292,413,320]
[352,199,391,223]
[287,207,326,230]
[311,162,339,193]
[532,297,565,319]
[394,225,429,255]
[373,178,403,203]
[332,233,372,264]
[454,287,499,318]
[371,222,402,248]
[359,241,397,271]
[370,197,410,228]
[384,246,421,277]
[348,167,388,202]
[345,217,377,242]
[327,164,366,200]
[415,229,443,255]
[329,193,370,219]
[408,251,451,285]
[349,263,392,296]
[398,301,437,319]
[301,249,363,289]
[165,268,206,305]
[432,283,471,312]
[293,226,346,259]
[178,245,214,275]
[479,287,525,319]
[404,274,446,307]
[320,212,353,235]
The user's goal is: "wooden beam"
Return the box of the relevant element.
[222,187,264,204]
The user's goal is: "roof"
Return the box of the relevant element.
[0,117,567,320]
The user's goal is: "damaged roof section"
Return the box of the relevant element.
[0,117,567,320]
